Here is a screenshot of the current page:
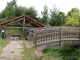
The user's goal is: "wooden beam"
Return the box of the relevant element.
[23,17,25,27]
[25,23,32,26]
[16,22,23,26]
[4,26,38,29]
[2,18,24,26]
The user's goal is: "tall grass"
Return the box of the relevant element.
[0,39,9,54]
[20,42,38,60]
[40,45,80,60]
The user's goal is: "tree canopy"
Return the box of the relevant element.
[0,0,80,27]
[49,5,65,26]
[0,0,38,21]
[65,8,80,27]
[41,4,49,25]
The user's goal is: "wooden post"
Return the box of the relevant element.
[22,16,26,38]
[79,27,80,45]
[59,27,62,46]
[34,31,37,46]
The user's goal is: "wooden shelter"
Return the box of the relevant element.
[0,14,45,28]
[0,14,45,39]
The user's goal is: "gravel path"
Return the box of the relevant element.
[0,41,23,60]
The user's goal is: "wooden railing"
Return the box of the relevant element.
[28,27,80,49]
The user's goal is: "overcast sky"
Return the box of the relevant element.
[0,0,80,15]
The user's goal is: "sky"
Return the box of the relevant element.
[0,0,80,15]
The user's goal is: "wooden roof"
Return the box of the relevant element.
[0,15,45,28]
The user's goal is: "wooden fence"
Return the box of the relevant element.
[28,27,80,50]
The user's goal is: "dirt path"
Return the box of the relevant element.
[0,40,23,60]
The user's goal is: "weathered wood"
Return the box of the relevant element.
[79,28,80,45]
[2,18,24,26]
[0,15,45,28]
[16,22,23,26]
[34,31,37,46]
[5,26,38,29]
[28,27,80,48]
[59,27,62,46]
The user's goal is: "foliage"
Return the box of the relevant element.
[40,45,80,60]
[65,8,80,26]
[6,28,21,35]
[0,10,6,19]
[41,4,49,25]
[0,18,6,23]
[15,6,25,16]
[5,0,17,20]
[24,29,30,36]
[15,6,38,19]
[49,5,59,26]
[20,41,38,60]
[49,5,65,26]
[0,0,80,27]
[25,7,38,20]
[0,0,17,21]
[57,12,65,25]
[0,0,38,21]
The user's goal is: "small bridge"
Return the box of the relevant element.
[28,27,80,50]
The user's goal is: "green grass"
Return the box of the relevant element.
[0,39,9,54]
[6,28,21,35]
[40,45,80,60]
[20,42,38,60]
[13,41,38,60]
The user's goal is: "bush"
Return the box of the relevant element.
[41,45,80,60]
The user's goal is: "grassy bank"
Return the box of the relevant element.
[19,41,38,60]
[0,39,9,54]
[14,42,38,60]
[14,41,42,60]
[40,45,80,60]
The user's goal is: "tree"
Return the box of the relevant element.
[49,5,60,26]
[41,4,48,25]
[65,8,80,26]
[5,0,17,20]
[25,7,38,20]
[0,10,6,22]
[0,0,38,21]
[0,10,6,19]
[15,6,27,16]
[57,12,65,26]
[49,5,65,26]
[15,6,38,20]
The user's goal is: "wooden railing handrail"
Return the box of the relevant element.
[28,27,80,47]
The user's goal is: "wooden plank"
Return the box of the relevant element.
[59,27,62,46]
[34,31,37,46]
[79,28,80,45]
[1,18,24,27]
[4,26,37,29]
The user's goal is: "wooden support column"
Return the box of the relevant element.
[79,27,80,45]
[22,16,26,37]
[59,27,62,46]
[34,31,37,46]
[23,16,25,27]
